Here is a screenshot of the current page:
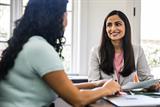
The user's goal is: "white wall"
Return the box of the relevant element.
[76,0,140,75]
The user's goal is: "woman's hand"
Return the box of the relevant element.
[102,79,121,96]
[147,82,160,92]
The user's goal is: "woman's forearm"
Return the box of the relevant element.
[75,80,107,89]
[43,71,120,107]
[74,82,97,89]
[78,87,108,105]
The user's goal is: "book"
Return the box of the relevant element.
[121,79,160,91]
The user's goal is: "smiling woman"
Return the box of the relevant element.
[88,10,136,84]
[88,10,160,91]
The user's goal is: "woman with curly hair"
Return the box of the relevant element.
[0,0,120,107]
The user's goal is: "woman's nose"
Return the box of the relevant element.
[111,25,116,31]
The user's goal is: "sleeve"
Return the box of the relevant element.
[137,46,154,81]
[88,47,101,81]
[26,41,64,77]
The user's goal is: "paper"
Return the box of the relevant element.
[104,95,160,107]
[121,79,160,91]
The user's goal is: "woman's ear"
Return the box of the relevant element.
[63,12,68,28]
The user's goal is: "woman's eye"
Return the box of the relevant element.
[107,23,112,27]
[115,22,122,26]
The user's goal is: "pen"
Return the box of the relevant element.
[128,90,135,95]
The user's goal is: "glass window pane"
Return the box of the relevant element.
[64,12,72,45]
[0,0,10,4]
[141,1,160,40]
[141,0,160,78]
[23,0,29,6]
[67,0,72,11]
[62,45,72,73]
[23,0,29,13]
[0,5,10,41]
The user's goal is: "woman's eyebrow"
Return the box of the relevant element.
[115,20,123,23]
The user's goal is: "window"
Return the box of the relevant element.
[141,0,160,78]
[62,0,73,74]
[0,0,75,74]
[0,0,10,41]
[0,0,10,55]
[22,0,28,12]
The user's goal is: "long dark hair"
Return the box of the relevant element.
[99,10,135,77]
[0,0,68,80]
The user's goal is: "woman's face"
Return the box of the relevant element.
[106,15,125,41]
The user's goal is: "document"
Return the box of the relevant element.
[121,79,160,91]
[104,95,160,107]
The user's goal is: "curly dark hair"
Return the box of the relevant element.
[0,0,68,80]
[99,10,135,77]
